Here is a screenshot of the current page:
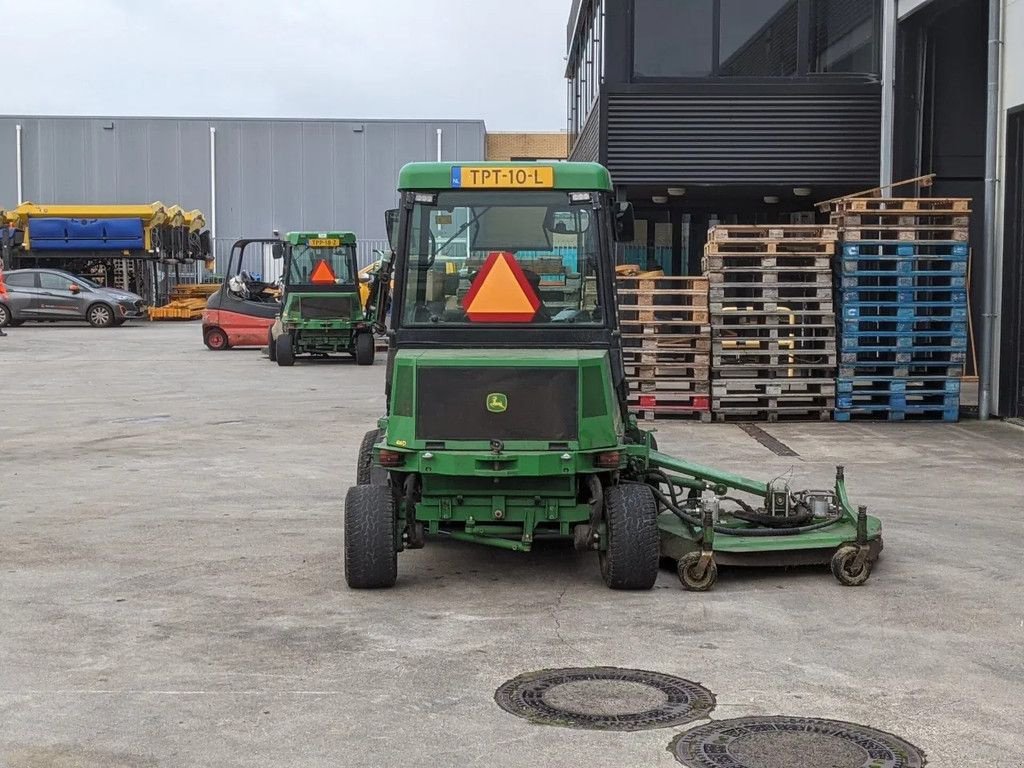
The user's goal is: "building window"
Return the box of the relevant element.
[633,0,715,77]
[630,0,880,79]
[719,0,799,76]
[812,0,879,73]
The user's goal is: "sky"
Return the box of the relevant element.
[2,0,571,130]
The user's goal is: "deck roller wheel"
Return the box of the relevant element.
[677,551,717,592]
[831,545,872,586]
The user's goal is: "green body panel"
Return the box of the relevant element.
[657,513,882,555]
[397,161,613,191]
[379,347,625,551]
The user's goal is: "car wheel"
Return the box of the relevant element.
[87,303,115,328]
[204,327,230,350]
[0,303,10,327]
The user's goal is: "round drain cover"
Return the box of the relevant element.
[494,666,715,731]
[670,716,926,768]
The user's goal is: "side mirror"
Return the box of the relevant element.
[271,242,285,259]
[614,202,635,243]
[384,209,400,250]
[69,284,81,294]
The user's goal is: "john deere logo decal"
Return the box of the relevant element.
[486,393,508,413]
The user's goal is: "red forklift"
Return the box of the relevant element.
[201,238,283,350]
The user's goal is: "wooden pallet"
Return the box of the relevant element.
[618,275,711,422]
[708,225,839,241]
[831,197,970,213]
[148,298,206,320]
[703,253,832,272]
[841,226,969,242]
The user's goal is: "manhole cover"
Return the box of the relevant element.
[670,716,926,768]
[494,667,715,731]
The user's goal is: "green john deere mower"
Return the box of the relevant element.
[344,162,882,590]
[270,231,375,366]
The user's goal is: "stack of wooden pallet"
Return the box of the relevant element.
[830,198,970,422]
[148,283,218,321]
[617,273,711,421]
[703,225,838,422]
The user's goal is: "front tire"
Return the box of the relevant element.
[344,484,398,589]
[354,332,375,365]
[276,333,295,366]
[204,327,229,350]
[599,483,660,590]
[86,303,115,328]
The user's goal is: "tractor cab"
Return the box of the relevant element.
[269,231,376,366]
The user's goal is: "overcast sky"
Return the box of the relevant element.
[3,0,571,131]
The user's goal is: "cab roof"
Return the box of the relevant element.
[286,231,357,245]
[397,162,613,192]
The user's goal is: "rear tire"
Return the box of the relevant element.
[357,428,387,485]
[354,332,375,365]
[0,303,11,327]
[86,303,115,328]
[267,328,277,361]
[344,484,398,589]
[204,327,229,350]
[276,333,295,366]
[599,483,660,590]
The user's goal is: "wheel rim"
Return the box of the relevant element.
[90,306,111,325]
[208,331,226,349]
[0,307,8,324]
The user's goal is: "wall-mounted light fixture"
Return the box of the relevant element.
[763,195,780,204]
[652,195,669,204]
[793,187,812,197]
[667,187,686,196]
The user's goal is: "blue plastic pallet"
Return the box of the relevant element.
[841,289,968,304]
[841,321,968,336]
[840,351,967,365]
[838,364,964,379]
[840,275,967,288]
[841,334,968,350]
[834,405,960,422]
[836,378,961,395]
[842,242,969,258]
[842,303,968,320]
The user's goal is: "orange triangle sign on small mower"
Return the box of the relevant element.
[462,252,540,323]
[310,259,337,284]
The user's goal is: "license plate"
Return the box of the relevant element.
[308,238,340,247]
[452,166,554,189]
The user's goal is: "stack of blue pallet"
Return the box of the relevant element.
[832,198,971,422]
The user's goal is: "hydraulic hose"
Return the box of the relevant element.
[630,479,842,538]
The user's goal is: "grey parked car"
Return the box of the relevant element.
[0,268,147,328]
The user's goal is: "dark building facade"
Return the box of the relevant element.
[566,0,883,274]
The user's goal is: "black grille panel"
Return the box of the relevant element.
[298,296,354,320]
[416,367,578,441]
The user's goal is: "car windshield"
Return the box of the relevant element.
[287,244,355,285]
[400,191,603,326]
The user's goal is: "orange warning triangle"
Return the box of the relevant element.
[310,259,337,284]
[462,252,540,323]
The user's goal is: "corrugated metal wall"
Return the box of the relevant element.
[0,116,486,270]
[603,89,881,185]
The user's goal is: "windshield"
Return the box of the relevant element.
[287,244,355,285]
[400,191,604,326]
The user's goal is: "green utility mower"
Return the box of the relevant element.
[344,162,882,590]
[269,231,376,366]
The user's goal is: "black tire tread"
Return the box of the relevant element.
[356,428,381,485]
[354,332,375,365]
[344,484,398,589]
[600,483,660,590]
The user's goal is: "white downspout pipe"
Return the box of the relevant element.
[436,128,443,161]
[978,0,1003,419]
[208,126,217,279]
[15,124,24,204]
[879,0,897,188]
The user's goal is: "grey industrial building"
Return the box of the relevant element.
[0,116,486,267]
